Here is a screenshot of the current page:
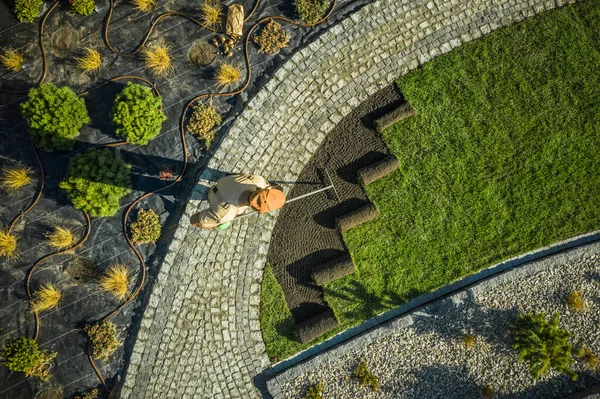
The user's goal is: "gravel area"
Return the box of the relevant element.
[280,254,600,399]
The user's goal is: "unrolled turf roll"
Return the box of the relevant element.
[374,102,415,132]
[311,254,355,285]
[336,203,379,233]
[358,155,399,186]
[296,309,339,344]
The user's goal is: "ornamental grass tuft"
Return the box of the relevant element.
[0,47,25,72]
[253,20,289,54]
[45,226,75,250]
[188,103,222,145]
[0,230,19,260]
[85,321,119,361]
[32,284,62,313]
[215,63,240,87]
[99,264,130,301]
[131,0,156,12]
[1,167,32,193]
[199,0,222,30]
[141,43,174,77]
[130,208,162,244]
[351,360,380,391]
[75,48,102,74]
[2,337,57,381]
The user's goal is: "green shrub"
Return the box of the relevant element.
[130,208,161,244]
[21,83,90,152]
[294,0,329,25]
[351,360,380,391]
[567,291,585,311]
[508,312,577,381]
[60,148,131,217]
[2,337,57,381]
[111,83,166,145]
[69,0,95,15]
[188,103,221,146]
[303,381,323,399]
[85,321,119,361]
[253,20,289,55]
[14,0,43,22]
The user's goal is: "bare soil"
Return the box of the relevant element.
[188,41,216,66]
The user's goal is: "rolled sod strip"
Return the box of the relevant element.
[374,102,415,132]
[311,253,355,285]
[336,203,379,233]
[358,155,400,186]
[296,309,339,344]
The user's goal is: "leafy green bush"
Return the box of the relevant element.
[111,83,166,145]
[130,208,161,244]
[188,103,221,146]
[351,360,380,391]
[294,0,329,25]
[2,337,57,381]
[60,148,131,217]
[303,381,323,399]
[69,0,95,15]
[14,0,43,22]
[85,321,119,361]
[509,312,577,380]
[21,83,90,152]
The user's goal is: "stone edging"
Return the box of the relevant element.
[265,231,600,397]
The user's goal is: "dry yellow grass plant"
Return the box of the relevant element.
[45,226,75,250]
[132,0,156,12]
[141,43,174,77]
[1,167,32,193]
[75,48,102,74]
[0,230,19,260]
[99,264,130,301]
[0,48,25,72]
[215,63,240,87]
[32,284,62,313]
[200,0,222,30]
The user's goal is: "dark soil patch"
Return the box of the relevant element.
[51,25,79,57]
[267,85,404,323]
[188,41,215,66]
[36,389,62,399]
[65,257,96,284]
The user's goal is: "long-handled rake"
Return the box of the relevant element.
[216,167,341,230]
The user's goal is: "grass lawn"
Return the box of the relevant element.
[261,1,600,361]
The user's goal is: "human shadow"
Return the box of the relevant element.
[391,364,481,398]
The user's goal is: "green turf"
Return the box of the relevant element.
[260,1,600,361]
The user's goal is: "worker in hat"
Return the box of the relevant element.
[190,174,286,229]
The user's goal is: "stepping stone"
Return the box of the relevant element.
[374,102,415,132]
[311,253,355,285]
[358,155,400,186]
[296,309,339,344]
[336,203,378,233]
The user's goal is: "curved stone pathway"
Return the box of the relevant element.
[119,0,578,397]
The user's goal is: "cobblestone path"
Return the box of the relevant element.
[119,0,575,397]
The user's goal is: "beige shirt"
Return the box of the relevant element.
[192,174,268,227]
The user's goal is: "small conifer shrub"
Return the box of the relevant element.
[508,312,577,380]
[59,148,132,217]
[188,103,221,145]
[351,360,380,391]
[14,0,43,22]
[21,83,90,152]
[462,334,477,348]
[0,47,25,71]
[85,321,119,361]
[111,82,167,145]
[303,381,323,399]
[69,0,95,15]
[253,20,289,55]
[481,385,496,399]
[294,0,329,25]
[130,208,161,244]
[2,337,57,381]
[567,291,585,311]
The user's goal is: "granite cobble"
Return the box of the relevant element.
[119,0,577,397]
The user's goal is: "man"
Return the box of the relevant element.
[190,174,286,229]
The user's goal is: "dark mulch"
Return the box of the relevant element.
[267,85,404,323]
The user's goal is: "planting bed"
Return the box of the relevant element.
[0,0,367,395]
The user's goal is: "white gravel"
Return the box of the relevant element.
[280,254,600,399]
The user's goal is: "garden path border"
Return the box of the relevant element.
[118,0,582,397]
